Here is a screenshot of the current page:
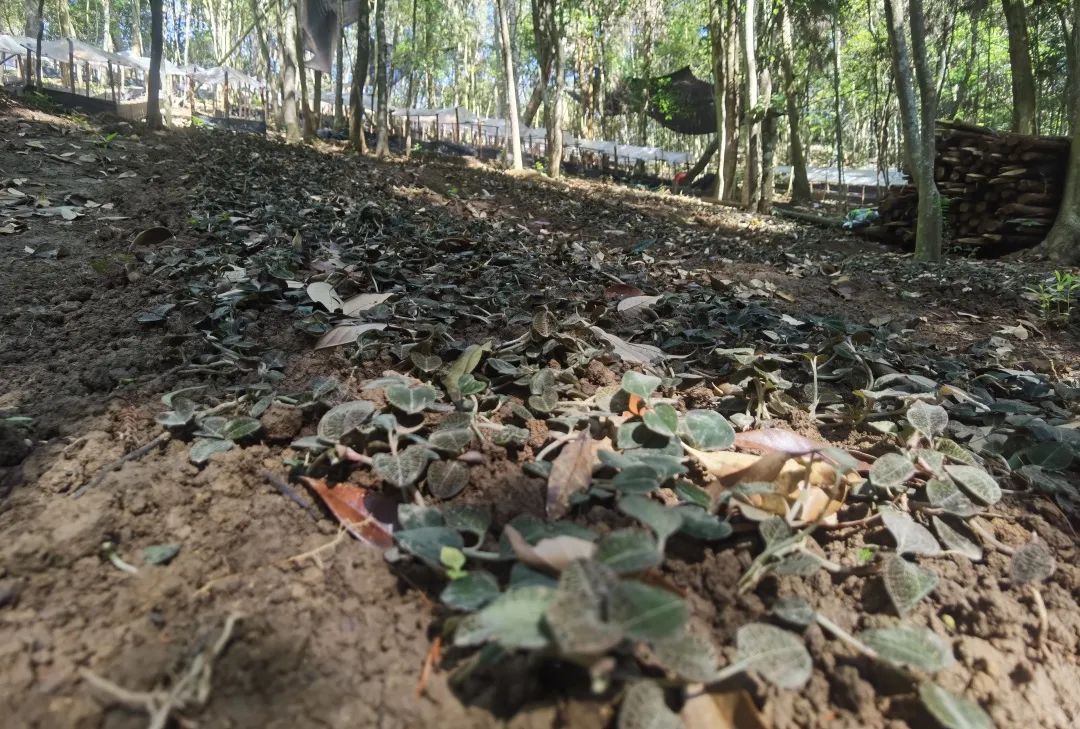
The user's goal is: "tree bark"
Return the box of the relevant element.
[295,0,314,140]
[350,1,371,152]
[497,0,524,170]
[524,0,555,127]
[779,2,811,202]
[374,0,390,157]
[334,3,346,130]
[1040,0,1080,263]
[830,1,845,198]
[1002,0,1037,135]
[132,0,145,56]
[742,0,762,210]
[884,0,942,261]
[313,71,323,129]
[102,0,115,51]
[546,28,565,177]
[280,0,302,142]
[710,0,729,200]
[147,0,164,130]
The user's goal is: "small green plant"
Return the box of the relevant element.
[1027,270,1079,325]
[533,159,545,174]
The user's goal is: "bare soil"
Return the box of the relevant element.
[1,98,1078,729]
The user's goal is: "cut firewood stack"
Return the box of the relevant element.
[875,120,1070,254]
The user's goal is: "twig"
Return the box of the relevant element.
[285,527,348,569]
[261,470,321,522]
[970,518,1016,555]
[71,432,170,498]
[1030,584,1048,654]
[81,613,242,729]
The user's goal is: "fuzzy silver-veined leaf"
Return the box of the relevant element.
[882,553,938,616]
[385,384,437,414]
[440,571,500,611]
[222,416,261,441]
[880,506,942,556]
[317,400,376,441]
[618,681,681,729]
[618,496,683,550]
[860,625,953,672]
[932,516,983,561]
[427,460,470,499]
[453,585,556,650]
[373,446,433,489]
[736,622,813,689]
[395,526,463,570]
[643,404,679,438]
[944,465,1001,505]
[1009,539,1056,585]
[926,478,980,517]
[189,437,234,464]
[870,453,916,489]
[543,560,623,655]
[907,401,948,440]
[595,529,663,574]
[919,682,993,729]
[675,506,733,541]
[649,626,720,682]
[621,371,662,400]
[609,581,687,641]
[613,464,664,494]
[678,410,735,451]
[428,428,473,454]
[771,597,815,627]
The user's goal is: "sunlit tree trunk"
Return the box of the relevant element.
[779,1,811,202]
[831,0,845,199]
[1002,0,1037,134]
[884,0,942,262]
[1040,0,1080,263]
[280,0,302,142]
[524,0,555,127]
[710,0,729,199]
[496,0,524,170]
[546,29,565,177]
[374,0,390,157]
[132,0,145,56]
[742,0,762,210]
[102,0,115,51]
[147,0,164,130]
[350,1,371,152]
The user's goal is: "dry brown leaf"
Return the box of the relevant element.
[682,688,770,729]
[504,525,596,572]
[588,325,667,365]
[546,430,613,518]
[300,477,395,548]
[314,322,388,350]
[341,292,393,316]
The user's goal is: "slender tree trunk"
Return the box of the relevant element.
[132,0,145,56]
[545,9,565,178]
[779,1,811,202]
[350,1,371,152]
[497,0,524,170]
[759,69,775,213]
[313,71,323,129]
[23,0,39,37]
[1002,0,1037,134]
[722,0,739,199]
[295,0,314,140]
[831,1,845,199]
[334,3,346,130]
[710,0,729,199]
[524,0,555,127]
[374,0,390,157]
[742,0,762,210]
[147,0,164,130]
[885,0,942,261]
[280,0,301,142]
[403,0,417,153]
[102,0,115,51]
[1040,0,1080,263]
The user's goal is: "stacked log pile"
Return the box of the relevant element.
[876,120,1070,254]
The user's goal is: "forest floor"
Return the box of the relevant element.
[1,96,1079,729]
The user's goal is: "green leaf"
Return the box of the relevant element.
[222,416,261,441]
[441,546,467,574]
[397,504,444,529]
[443,504,491,543]
[642,404,679,438]
[919,682,993,729]
[926,478,980,517]
[771,596,815,627]
[736,622,813,689]
[386,384,437,414]
[395,526,464,569]
[317,400,375,441]
[944,465,1001,505]
[453,585,555,650]
[621,371,662,400]
[427,460,470,499]
[613,464,663,494]
[617,496,683,550]
[595,529,663,574]
[861,625,953,672]
[609,581,687,641]
[493,425,530,447]
[648,628,720,682]
[528,388,559,413]
[409,351,443,373]
[935,437,978,466]
[618,681,681,729]
[675,506,733,541]
[908,401,948,439]
[880,507,941,556]
[441,571,501,611]
[373,446,432,489]
[932,516,982,561]
[1009,539,1055,584]
[544,560,623,655]
[870,453,916,489]
[428,428,473,454]
[678,409,735,451]
[189,438,234,464]
[142,543,181,565]
[882,553,938,616]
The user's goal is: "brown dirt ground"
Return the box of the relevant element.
[1,98,1078,729]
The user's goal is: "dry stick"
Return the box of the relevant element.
[261,469,321,522]
[80,613,242,729]
[71,432,170,499]
[1029,584,1049,653]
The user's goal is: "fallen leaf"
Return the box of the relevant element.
[589,325,667,365]
[341,292,393,316]
[131,226,174,246]
[734,429,822,454]
[504,525,596,572]
[301,477,396,548]
[307,281,343,312]
[547,430,613,518]
[682,687,771,729]
[604,283,645,300]
[617,295,662,314]
[314,322,388,350]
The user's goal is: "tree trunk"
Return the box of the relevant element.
[546,29,565,177]
[710,0,729,200]
[758,68,775,213]
[524,0,555,127]
[102,0,115,51]
[132,0,144,56]
[1002,0,1037,135]
[779,1,811,202]
[830,1,845,198]
[334,3,346,130]
[350,1,371,152]
[1040,0,1080,263]
[497,0,524,170]
[742,0,762,210]
[23,0,38,37]
[374,0,390,157]
[147,0,164,130]
[295,0,314,140]
[884,0,942,261]
[280,0,302,142]
[313,71,323,129]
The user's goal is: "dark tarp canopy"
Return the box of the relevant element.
[300,0,362,74]
[607,66,717,135]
